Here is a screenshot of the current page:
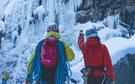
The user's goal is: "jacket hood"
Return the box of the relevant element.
[46,31,61,39]
[86,37,101,47]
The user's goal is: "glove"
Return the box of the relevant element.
[79,30,84,36]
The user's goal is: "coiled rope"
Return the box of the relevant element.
[55,40,72,84]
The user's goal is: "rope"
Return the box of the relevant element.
[28,40,44,84]
[55,40,72,84]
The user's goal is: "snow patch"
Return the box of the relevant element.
[104,36,135,64]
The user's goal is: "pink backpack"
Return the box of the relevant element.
[40,36,58,68]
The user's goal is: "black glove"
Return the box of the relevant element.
[79,30,84,36]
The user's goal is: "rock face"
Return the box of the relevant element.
[76,0,135,24]
[76,0,135,36]
[114,54,135,84]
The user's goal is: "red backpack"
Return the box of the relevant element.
[40,36,58,68]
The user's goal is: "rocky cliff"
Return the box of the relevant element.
[114,54,135,84]
[76,0,135,36]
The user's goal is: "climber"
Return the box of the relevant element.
[2,71,9,84]
[78,27,115,84]
[25,23,75,84]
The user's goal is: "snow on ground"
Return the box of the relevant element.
[70,46,83,66]
[67,45,84,84]
[104,35,135,64]
[70,61,84,84]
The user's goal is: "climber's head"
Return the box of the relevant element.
[47,23,59,33]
